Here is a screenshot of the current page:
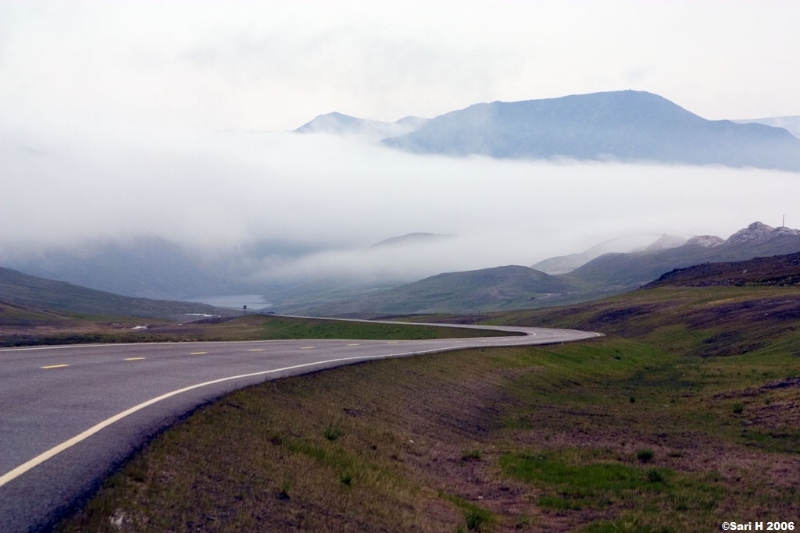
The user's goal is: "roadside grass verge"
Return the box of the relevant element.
[0,313,511,347]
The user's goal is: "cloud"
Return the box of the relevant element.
[2,122,797,285]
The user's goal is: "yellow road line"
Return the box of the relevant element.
[124,357,146,361]
[41,364,69,370]
[3,342,512,490]
[190,351,207,355]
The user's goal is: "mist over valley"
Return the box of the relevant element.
[3,101,800,313]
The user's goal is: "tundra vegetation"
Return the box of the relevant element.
[56,278,800,532]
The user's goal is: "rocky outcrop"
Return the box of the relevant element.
[726,222,800,245]
[686,235,725,248]
[645,235,687,252]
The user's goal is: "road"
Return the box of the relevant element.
[0,322,599,532]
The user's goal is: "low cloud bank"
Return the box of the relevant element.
[2,124,796,285]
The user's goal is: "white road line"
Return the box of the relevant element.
[0,347,454,489]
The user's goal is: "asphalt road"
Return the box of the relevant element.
[0,322,600,532]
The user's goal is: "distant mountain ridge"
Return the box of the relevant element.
[380,91,800,171]
[295,112,429,140]
[736,116,800,139]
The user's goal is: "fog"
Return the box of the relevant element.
[2,123,797,285]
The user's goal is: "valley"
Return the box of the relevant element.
[53,251,800,532]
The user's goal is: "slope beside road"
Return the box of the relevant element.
[0,322,599,533]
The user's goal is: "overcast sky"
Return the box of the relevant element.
[2,1,800,283]
[2,0,799,132]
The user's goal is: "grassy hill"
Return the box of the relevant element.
[0,265,234,321]
[648,251,800,287]
[60,254,800,532]
[278,265,582,316]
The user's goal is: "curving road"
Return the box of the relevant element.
[0,321,600,532]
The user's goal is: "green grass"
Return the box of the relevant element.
[0,313,512,346]
[57,284,800,532]
[500,449,718,517]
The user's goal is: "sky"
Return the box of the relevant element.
[2,1,800,286]
[2,0,799,132]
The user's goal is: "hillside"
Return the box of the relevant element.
[1,237,244,300]
[567,222,800,292]
[532,233,682,275]
[64,252,800,532]
[0,266,234,321]
[381,90,800,171]
[647,251,800,288]
[274,222,800,317]
[277,265,580,316]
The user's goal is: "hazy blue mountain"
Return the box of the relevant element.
[735,116,800,139]
[295,112,429,140]
[381,91,800,171]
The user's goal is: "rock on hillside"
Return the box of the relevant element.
[727,221,800,245]
[686,235,725,248]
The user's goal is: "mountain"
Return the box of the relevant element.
[532,233,683,275]
[295,112,429,140]
[566,222,800,292]
[735,116,800,139]
[381,91,800,171]
[0,266,235,320]
[275,265,579,316]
